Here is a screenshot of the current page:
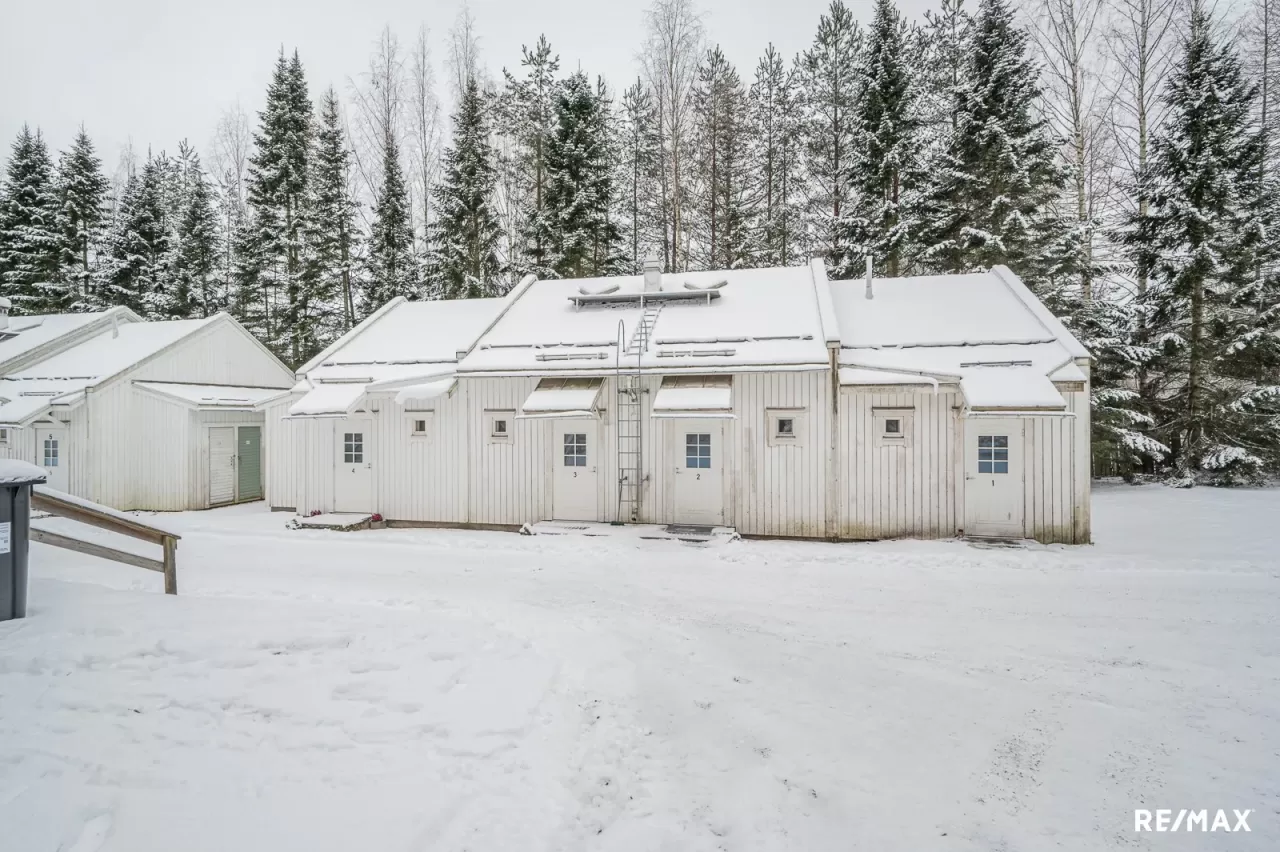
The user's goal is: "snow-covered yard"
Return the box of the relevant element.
[1,485,1277,852]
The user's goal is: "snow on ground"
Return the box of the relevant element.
[1,484,1278,851]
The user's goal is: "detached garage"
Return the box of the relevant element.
[0,313,294,511]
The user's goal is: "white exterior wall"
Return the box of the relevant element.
[263,395,299,510]
[838,388,962,540]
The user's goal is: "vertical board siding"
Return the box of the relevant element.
[838,389,960,540]
[263,396,299,509]
[1020,413,1079,544]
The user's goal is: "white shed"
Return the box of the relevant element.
[265,262,1091,543]
[0,312,294,511]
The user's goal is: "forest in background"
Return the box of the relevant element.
[1,0,1278,483]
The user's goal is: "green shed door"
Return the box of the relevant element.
[236,426,262,501]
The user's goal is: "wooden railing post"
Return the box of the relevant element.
[162,535,177,595]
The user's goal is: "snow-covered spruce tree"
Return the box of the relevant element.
[916,0,1071,290]
[1143,1,1280,483]
[747,45,804,268]
[615,79,664,274]
[499,35,561,278]
[428,75,504,299]
[363,125,418,315]
[690,47,754,270]
[798,0,862,277]
[305,87,360,337]
[845,0,923,277]
[917,0,971,136]
[243,49,314,361]
[96,155,172,318]
[175,158,222,318]
[545,71,623,279]
[0,125,63,313]
[54,127,109,311]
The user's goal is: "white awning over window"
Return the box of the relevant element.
[518,377,603,419]
[652,375,734,419]
[394,378,457,407]
[288,382,366,417]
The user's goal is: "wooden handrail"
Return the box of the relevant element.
[30,488,179,595]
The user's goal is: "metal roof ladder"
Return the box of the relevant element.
[615,303,661,524]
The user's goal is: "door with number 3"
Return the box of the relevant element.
[672,420,724,526]
[553,421,598,521]
[964,419,1024,539]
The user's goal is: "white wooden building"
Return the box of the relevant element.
[266,261,1092,543]
[0,306,294,511]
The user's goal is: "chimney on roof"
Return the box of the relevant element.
[864,255,874,300]
[111,310,119,338]
[643,256,662,293]
[0,296,9,331]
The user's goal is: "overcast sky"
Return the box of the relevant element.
[1,0,935,168]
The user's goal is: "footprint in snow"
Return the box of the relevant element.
[64,813,112,852]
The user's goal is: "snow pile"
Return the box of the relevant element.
[2,485,1277,851]
[0,458,46,484]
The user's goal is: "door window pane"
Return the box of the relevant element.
[343,432,364,464]
[685,433,712,469]
[978,435,1008,474]
[43,437,58,467]
[563,433,587,467]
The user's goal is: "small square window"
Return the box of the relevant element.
[776,418,794,437]
[486,411,515,443]
[413,419,427,434]
[874,409,912,446]
[0,428,9,445]
[493,419,507,436]
[884,418,901,435]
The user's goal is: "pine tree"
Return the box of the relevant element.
[96,155,172,318]
[306,87,360,337]
[799,1,862,276]
[691,47,754,270]
[0,126,63,313]
[364,126,417,312]
[428,75,504,299]
[1143,1,1280,482]
[544,71,622,278]
[54,127,109,311]
[176,160,222,318]
[917,0,971,136]
[615,79,664,274]
[846,0,922,277]
[916,0,1069,289]
[500,35,561,277]
[243,49,314,361]
[748,45,804,268]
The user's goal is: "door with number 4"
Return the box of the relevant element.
[964,419,1024,538]
[335,418,373,513]
[672,420,724,525]
[554,421,598,521]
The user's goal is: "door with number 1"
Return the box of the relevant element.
[553,421,598,521]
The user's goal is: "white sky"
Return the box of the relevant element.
[0,0,936,168]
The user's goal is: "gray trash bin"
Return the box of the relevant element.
[1,460,47,622]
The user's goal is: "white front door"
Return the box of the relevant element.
[38,425,68,492]
[334,418,373,513]
[672,421,724,526]
[553,421,599,521]
[209,426,236,505]
[965,419,1024,538]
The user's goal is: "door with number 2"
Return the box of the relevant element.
[672,420,724,525]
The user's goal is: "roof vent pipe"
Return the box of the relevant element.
[111,310,119,338]
[0,296,9,331]
[643,256,662,293]
[864,255,874,300]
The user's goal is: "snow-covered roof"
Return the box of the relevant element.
[0,307,139,373]
[302,297,505,385]
[831,266,1089,411]
[134,382,288,409]
[459,266,832,375]
[0,458,46,485]
[0,317,218,426]
[289,382,367,418]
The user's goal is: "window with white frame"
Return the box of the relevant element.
[0,428,9,446]
[766,408,806,447]
[874,408,913,447]
[486,410,514,443]
[563,433,588,467]
[342,432,363,464]
[977,435,1010,474]
[410,413,433,439]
